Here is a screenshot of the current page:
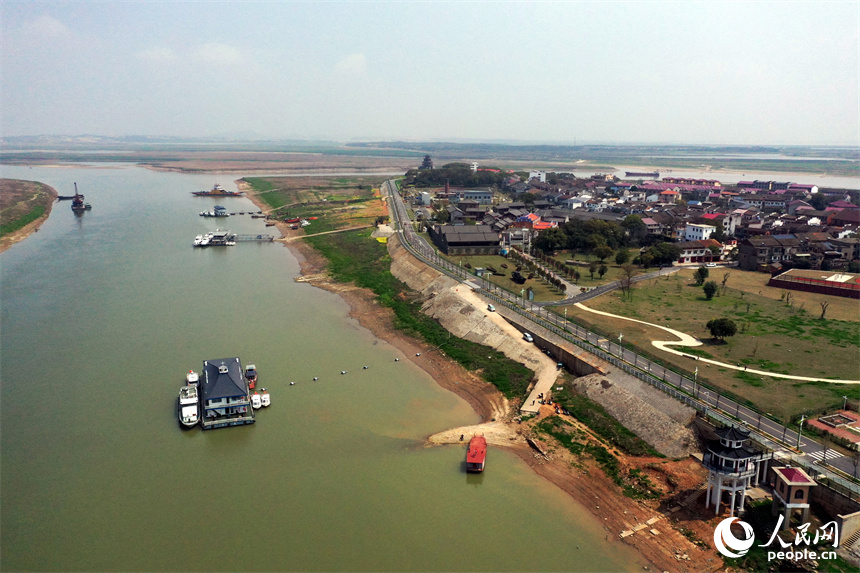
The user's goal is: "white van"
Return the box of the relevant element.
[487,304,496,312]
[523,332,534,343]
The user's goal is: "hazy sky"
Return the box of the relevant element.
[2,1,858,145]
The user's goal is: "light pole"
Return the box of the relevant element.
[796,414,806,450]
[843,396,849,410]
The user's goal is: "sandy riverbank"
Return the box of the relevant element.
[0,180,58,254]
[237,179,721,572]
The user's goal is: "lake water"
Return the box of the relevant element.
[612,166,859,190]
[0,164,640,571]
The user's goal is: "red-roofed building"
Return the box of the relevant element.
[676,239,723,264]
[771,466,816,529]
[512,212,541,229]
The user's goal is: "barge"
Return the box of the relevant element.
[193,184,242,197]
[70,183,92,212]
[625,171,659,178]
[466,435,487,472]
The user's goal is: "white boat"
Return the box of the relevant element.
[186,370,199,385]
[178,384,200,427]
[251,392,262,409]
[193,234,203,246]
[260,389,271,407]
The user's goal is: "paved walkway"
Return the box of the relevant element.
[574,303,860,385]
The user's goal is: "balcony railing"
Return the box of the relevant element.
[703,453,757,478]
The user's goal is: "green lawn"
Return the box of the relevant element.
[436,252,568,302]
[546,251,646,284]
[552,268,860,420]
[242,176,386,234]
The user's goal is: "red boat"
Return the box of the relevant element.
[466,435,487,472]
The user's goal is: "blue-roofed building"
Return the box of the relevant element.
[200,357,255,429]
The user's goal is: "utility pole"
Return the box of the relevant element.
[796,414,806,450]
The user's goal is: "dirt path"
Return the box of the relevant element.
[575,302,860,384]
[279,225,371,242]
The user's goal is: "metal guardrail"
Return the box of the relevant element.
[383,181,860,496]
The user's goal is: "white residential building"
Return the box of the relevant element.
[685,223,716,242]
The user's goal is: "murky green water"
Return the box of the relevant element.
[1,164,641,571]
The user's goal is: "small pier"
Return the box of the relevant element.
[234,234,275,242]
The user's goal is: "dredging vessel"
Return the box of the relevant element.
[70,183,92,212]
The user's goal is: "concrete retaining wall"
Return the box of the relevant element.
[836,510,860,542]
[811,482,860,524]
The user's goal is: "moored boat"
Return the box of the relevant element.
[70,183,92,212]
[260,388,271,407]
[192,184,242,197]
[178,378,200,428]
[244,364,257,389]
[193,234,203,246]
[466,435,487,472]
[251,392,262,409]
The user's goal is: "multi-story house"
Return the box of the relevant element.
[200,357,254,430]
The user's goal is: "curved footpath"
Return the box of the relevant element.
[574,303,860,385]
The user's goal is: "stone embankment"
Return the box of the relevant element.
[571,372,698,458]
[387,237,698,458]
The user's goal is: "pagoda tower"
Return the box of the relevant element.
[703,425,771,517]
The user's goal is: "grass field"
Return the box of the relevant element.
[242,176,388,233]
[0,178,56,237]
[552,267,859,420]
[547,250,647,284]
[434,251,569,302]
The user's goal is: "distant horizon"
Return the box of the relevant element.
[2,134,858,150]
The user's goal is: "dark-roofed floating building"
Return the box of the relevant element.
[200,357,255,429]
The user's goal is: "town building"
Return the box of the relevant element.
[428,224,501,255]
[685,223,716,242]
[451,190,494,205]
[770,467,816,529]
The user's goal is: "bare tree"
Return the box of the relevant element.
[721,271,731,295]
[819,301,830,320]
[619,263,637,300]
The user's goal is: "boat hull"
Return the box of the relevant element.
[466,435,487,472]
